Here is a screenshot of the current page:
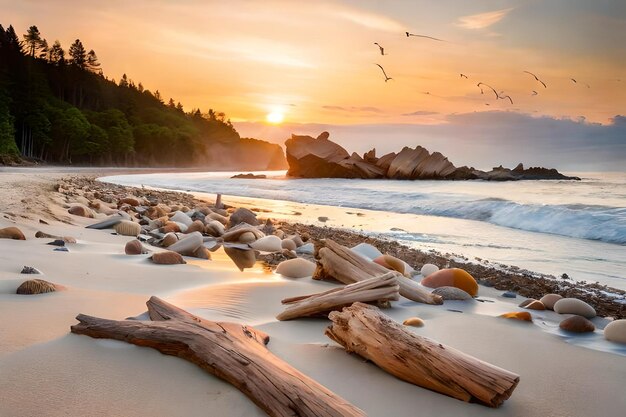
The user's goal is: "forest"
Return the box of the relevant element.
[0,24,286,169]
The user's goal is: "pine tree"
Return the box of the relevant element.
[38,39,49,59]
[48,40,65,65]
[68,39,87,68]
[154,89,163,103]
[86,49,101,74]
[23,25,43,57]
[4,25,23,53]
[167,98,175,108]
[119,73,129,87]
[137,82,144,92]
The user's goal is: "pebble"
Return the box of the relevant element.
[421,268,479,297]
[114,220,141,237]
[431,286,473,301]
[0,226,26,240]
[524,300,546,310]
[161,233,179,247]
[250,235,283,252]
[16,279,58,295]
[281,239,297,251]
[553,298,596,318]
[229,208,258,227]
[224,247,256,271]
[168,232,203,255]
[208,212,228,225]
[403,317,424,327]
[85,215,123,230]
[204,220,225,237]
[238,231,257,244]
[125,240,146,255]
[68,205,94,218]
[518,299,537,308]
[296,242,314,255]
[559,316,595,333]
[499,312,532,322]
[350,243,383,260]
[275,258,317,278]
[290,234,304,247]
[171,211,193,227]
[20,266,41,274]
[373,255,405,274]
[150,251,186,265]
[502,291,517,298]
[185,220,205,234]
[47,239,65,247]
[604,320,626,344]
[420,263,439,278]
[540,294,563,310]
[54,247,69,252]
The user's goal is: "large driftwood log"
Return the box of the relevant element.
[277,274,400,321]
[314,239,442,305]
[326,303,519,408]
[71,296,365,417]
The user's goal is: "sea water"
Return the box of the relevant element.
[102,171,626,291]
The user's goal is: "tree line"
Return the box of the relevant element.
[0,23,258,166]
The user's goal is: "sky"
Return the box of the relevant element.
[2,0,625,170]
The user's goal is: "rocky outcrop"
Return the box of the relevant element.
[285,132,580,181]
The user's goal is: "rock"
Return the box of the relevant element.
[20,266,41,274]
[168,232,203,255]
[150,251,186,265]
[275,258,317,278]
[250,235,283,252]
[518,299,537,308]
[222,225,264,243]
[224,247,257,271]
[262,218,275,235]
[420,263,439,277]
[285,133,359,179]
[68,204,94,218]
[62,236,77,244]
[85,215,123,229]
[281,239,297,251]
[502,291,517,298]
[47,239,65,247]
[524,300,546,310]
[296,242,314,255]
[553,298,596,318]
[114,220,141,237]
[191,246,212,260]
[119,197,140,207]
[231,173,267,179]
[229,208,258,228]
[171,211,193,227]
[16,279,58,295]
[185,220,205,234]
[160,222,182,234]
[373,255,405,274]
[0,226,26,240]
[559,316,595,333]
[290,234,304,247]
[208,212,228,225]
[35,231,58,239]
[238,231,257,244]
[431,286,473,300]
[604,320,626,344]
[403,317,424,327]
[421,268,478,297]
[54,247,69,252]
[161,233,178,247]
[350,243,383,260]
[387,146,456,179]
[205,220,225,237]
[499,312,532,322]
[125,240,146,255]
[540,294,563,310]
[318,216,329,222]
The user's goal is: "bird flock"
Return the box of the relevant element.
[373,31,594,107]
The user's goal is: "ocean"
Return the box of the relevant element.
[101,171,626,291]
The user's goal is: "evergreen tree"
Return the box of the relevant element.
[86,49,101,74]
[119,73,129,87]
[167,98,175,108]
[137,82,144,92]
[23,25,43,57]
[4,25,23,53]
[38,39,49,59]
[48,40,65,65]
[68,39,87,68]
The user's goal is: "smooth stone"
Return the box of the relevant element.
[554,298,596,318]
[373,255,405,274]
[518,299,537,308]
[205,220,225,237]
[20,266,41,274]
[281,239,297,251]
[559,316,595,333]
[185,220,205,234]
[499,312,532,322]
[191,246,212,260]
[119,197,140,207]
[16,279,58,295]
[502,291,517,298]
[224,247,256,271]
[274,230,285,239]
[250,235,283,252]
[229,208,259,227]
[171,211,193,227]
[540,293,563,310]
[208,212,228,225]
[54,247,69,252]
[421,268,478,297]
[604,319,626,344]
[420,263,439,277]
[431,286,473,301]
[168,232,203,255]
[0,226,26,240]
[151,251,186,265]
[275,258,317,278]
[47,239,65,247]
[350,243,383,260]
[403,317,424,327]
[173,222,188,233]
[160,222,181,234]
[525,300,546,310]
[296,242,314,255]
[290,234,304,247]
[161,233,179,247]
[85,215,123,229]
[238,231,257,244]
[113,220,141,237]
[125,240,146,255]
[68,205,94,218]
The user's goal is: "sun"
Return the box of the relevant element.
[266,111,284,124]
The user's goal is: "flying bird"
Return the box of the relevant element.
[405,32,445,42]
[477,82,498,99]
[460,73,468,79]
[531,90,538,96]
[498,94,514,104]
[375,64,392,82]
[571,78,577,83]
[523,71,547,88]
[374,42,387,56]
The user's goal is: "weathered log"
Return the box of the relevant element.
[326,303,519,407]
[314,239,442,305]
[277,274,400,321]
[71,296,365,417]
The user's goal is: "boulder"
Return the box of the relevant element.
[553,298,596,318]
[559,316,595,333]
[387,146,456,179]
[604,319,626,344]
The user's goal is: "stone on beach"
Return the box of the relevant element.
[431,286,473,301]
[228,208,258,228]
[119,197,141,207]
[16,279,58,295]
[68,204,95,218]
[499,312,533,322]
[281,239,297,251]
[350,242,383,260]
[420,268,478,297]
[0,226,26,240]
[185,220,205,234]
[518,299,537,308]
[373,255,406,274]
[250,235,282,252]
[403,317,424,327]
[85,215,123,230]
[540,294,563,310]
[150,251,186,265]
[238,231,257,244]
[224,247,257,271]
[161,233,178,247]
[113,220,141,237]
[420,263,439,278]
[559,316,595,333]
[204,220,225,237]
[20,266,42,274]
[208,212,228,225]
[171,211,193,227]
[275,258,317,278]
[502,291,517,298]
[289,234,304,247]
[192,246,212,260]
[604,320,626,344]
[296,242,314,254]
[125,239,146,255]
[553,298,596,318]
[168,232,203,255]
[524,300,546,310]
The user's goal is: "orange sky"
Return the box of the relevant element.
[2,0,625,127]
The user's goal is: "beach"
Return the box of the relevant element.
[1,168,625,417]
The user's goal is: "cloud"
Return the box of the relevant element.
[334,7,405,32]
[456,8,513,29]
[402,110,439,116]
[322,106,382,113]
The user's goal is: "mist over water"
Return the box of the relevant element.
[102,171,626,290]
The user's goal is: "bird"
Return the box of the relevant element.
[498,94,514,104]
[523,71,547,88]
[405,32,445,42]
[374,42,387,56]
[460,73,468,79]
[571,78,577,83]
[531,90,538,96]
[375,64,392,82]
[477,82,498,99]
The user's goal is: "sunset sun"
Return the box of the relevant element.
[266,111,284,124]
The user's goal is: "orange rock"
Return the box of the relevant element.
[499,312,532,322]
[125,240,145,255]
[185,220,205,234]
[421,268,478,297]
[119,197,140,207]
[68,205,94,218]
[373,255,405,274]
[524,300,546,310]
[559,316,595,333]
[0,226,26,240]
[518,299,537,308]
[160,222,181,234]
[403,317,424,327]
[151,251,186,265]
[161,233,179,247]
[16,279,58,294]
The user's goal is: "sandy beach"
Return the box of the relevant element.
[1,168,625,417]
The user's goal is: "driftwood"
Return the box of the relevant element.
[277,274,400,321]
[314,239,442,305]
[326,303,519,407]
[71,296,365,417]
